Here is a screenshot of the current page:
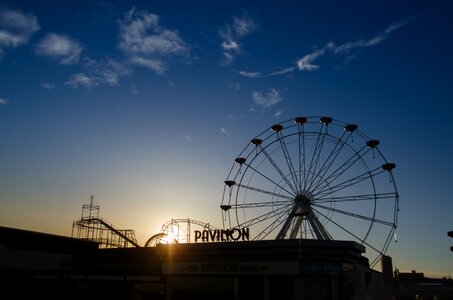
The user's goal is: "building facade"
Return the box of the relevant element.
[1,226,390,300]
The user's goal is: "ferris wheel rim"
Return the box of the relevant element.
[221,116,399,268]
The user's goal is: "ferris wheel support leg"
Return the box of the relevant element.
[289,215,304,239]
[275,204,332,240]
[306,208,332,241]
[276,205,299,240]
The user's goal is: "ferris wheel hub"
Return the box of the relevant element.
[294,194,313,207]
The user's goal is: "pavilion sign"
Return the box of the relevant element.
[194,228,250,243]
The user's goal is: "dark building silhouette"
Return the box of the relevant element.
[2,226,452,299]
[391,270,453,300]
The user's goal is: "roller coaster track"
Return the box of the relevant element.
[72,216,140,248]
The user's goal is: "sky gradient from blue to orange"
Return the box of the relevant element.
[0,1,452,277]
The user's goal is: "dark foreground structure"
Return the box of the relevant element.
[1,226,452,300]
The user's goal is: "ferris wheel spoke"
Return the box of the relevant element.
[232,200,292,209]
[307,133,342,192]
[313,203,395,227]
[298,124,306,191]
[236,183,294,201]
[311,145,369,194]
[242,163,296,196]
[311,206,382,254]
[256,146,298,193]
[253,210,289,240]
[304,126,328,191]
[315,192,397,204]
[308,132,351,192]
[237,203,292,228]
[369,231,395,268]
[241,204,292,228]
[314,166,384,197]
[277,132,300,193]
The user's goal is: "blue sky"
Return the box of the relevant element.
[1,0,452,276]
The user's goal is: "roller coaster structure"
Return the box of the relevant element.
[71,196,139,248]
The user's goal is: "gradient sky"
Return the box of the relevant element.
[1,1,452,277]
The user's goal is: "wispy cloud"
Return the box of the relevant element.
[91,58,131,86]
[239,67,295,78]
[238,70,262,78]
[63,58,131,88]
[41,82,55,90]
[119,7,189,74]
[385,15,419,34]
[183,134,192,142]
[239,16,417,78]
[251,88,282,109]
[297,43,334,71]
[35,33,83,65]
[294,35,385,71]
[274,110,283,118]
[220,13,257,64]
[0,8,40,60]
[268,67,296,77]
[228,82,241,90]
[0,98,9,105]
[232,15,257,37]
[128,56,165,74]
[131,84,139,94]
[334,35,385,54]
[66,73,97,88]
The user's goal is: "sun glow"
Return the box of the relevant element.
[160,232,178,244]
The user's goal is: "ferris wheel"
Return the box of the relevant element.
[220,116,399,267]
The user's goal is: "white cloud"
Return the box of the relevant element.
[119,7,189,74]
[222,51,234,64]
[296,42,335,71]
[252,89,282,109]
[238,70,262,78]
[41,82,55,90]
[297,48,325,71]
[385,15,419,34]
[35,33,82,65]
[267,67,296,77]
[233,15,257,37]
[274,110,283,118]
[129,56,165,74]
[219,14,257,64]
[221,40,239,51]
[239,16,416,78]
[0,98,8,105]
[63,57,131,88]
[220,127,227,134]
[0,8,39,59]
[334,34,385,54]
[238,67,295,78]
[92,58,131,85]
[66,73,97,88]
